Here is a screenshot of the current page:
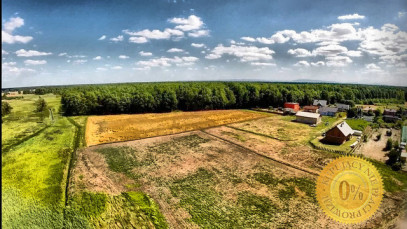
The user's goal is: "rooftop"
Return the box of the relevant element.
[296,111,321,119]
[336,121,353,136]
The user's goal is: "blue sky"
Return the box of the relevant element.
[2,0,407,88]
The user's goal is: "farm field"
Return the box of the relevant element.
[85,110,267,146]
[71,112,407,228]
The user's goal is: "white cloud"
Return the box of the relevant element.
[111,66,123,70]
[24,59,47,65]
[167,48,184,53]
[250,62,276,66]
[15,49,52,57]
[2,62,35,76]
[2,17,33,44]
[98,35,106,40]
[399,12,406,18]
[346,50,362,57]
[3,17,24,32]
[338,14,365,20]
[312,44,348,56]
[310,61,325,67]
[129,36,148,43]
[2,30,33,44]
[191,43,205,48]
[188,30,210,37]
[118,55,129,59]
[96,67,107,71]
[169,15,204,31]
[294,61,310,67]
[93,56,102,60]
[2,50,8,55]
[205,44,275,62]
[326,56,352,67]
[73,59,87,64]
[139,51,152,56]
[110,35,123,42]
[137,56,199,68]
[58,52,67,57]
[124,28,183,40]
[241,37,256,42]
[287,48,313,57]
[366,63,381,70]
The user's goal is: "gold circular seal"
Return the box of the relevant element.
[316,156,383,224]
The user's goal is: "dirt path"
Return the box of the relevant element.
[358,128,401,162]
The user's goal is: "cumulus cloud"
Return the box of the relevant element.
[98,35,106,40]
[139,51,152,56]
[111,66,123,70]
[294,61,310,67]
[73,59,88,64]
[310,61,325,67]
[250,62,276,66]
[205,44,275,62]
[96,67,107,71]
[287,48,313,57]
[2,17,33,44]
[2,61,35,76]
[110,35,124,42]
[191,43,205,48]
[188,30,210,37]
[129,36,148,43]
[137,56,199,68]
[118,55,129,59]
[241,37,256,42]
[169,15,204,31]
[24,59,47,65]
[338,14,365,20]
[167,48,184,53]
[326,56,352,67]
[2,50,9,55]
[93,56,102,60]
[15,49,52,57]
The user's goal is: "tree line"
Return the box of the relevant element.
[55,82,406,116]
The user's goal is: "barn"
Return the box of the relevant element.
[323,121,353,145]
[284,102,300,112]
[295,111,321,125]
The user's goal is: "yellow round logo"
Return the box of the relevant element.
[316,156,383,224]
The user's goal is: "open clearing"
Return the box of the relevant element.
[73,112,407,228]
[358,128,401,162]
[85,110,267,146]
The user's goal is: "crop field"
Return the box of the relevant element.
[71,112,407,228]
[85,110,267,146]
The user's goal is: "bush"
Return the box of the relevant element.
[2,101,13,116]
[391,162,403,171]
[376,133,382,141]
[35,98,48,112]
[385,138,393,150]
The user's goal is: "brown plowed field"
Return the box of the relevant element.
[85,110,267,146]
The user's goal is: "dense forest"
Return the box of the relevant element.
[18,82,407,116]
[54,82,406,115]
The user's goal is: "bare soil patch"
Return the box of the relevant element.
[359,128,401,162]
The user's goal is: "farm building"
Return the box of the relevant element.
[323,121,353,145]
[384,109,397,116]
[303,105,319,113]
[319,107,338,116]
[401,126,407,146]
[7,91,19,96]
[336,103,350,111]
[313,100,327,107]
[295,111,321,125]
[284,102,300,112]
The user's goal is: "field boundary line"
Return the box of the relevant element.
[2,125,49,154]
[226,125,296,142]
[201,130,320,176]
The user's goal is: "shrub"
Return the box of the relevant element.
[385,139,393,151]
[35,97,48,112]
[2,101,13,116]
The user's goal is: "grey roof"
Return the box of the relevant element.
[296,111,321,119]
[319,107,338,113]
[336,121,353,136]
[336,103,350,109]
[313,100,327,106]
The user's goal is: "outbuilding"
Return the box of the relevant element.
[323,121,353,145]
[284,102,300,112]
[313,100,327,107]
[295,111,321,125]
[336,103,350,111]
[303,105,319,113]
[319,107,338,116]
